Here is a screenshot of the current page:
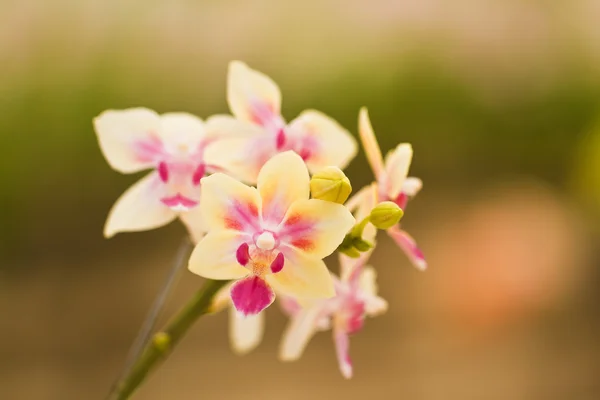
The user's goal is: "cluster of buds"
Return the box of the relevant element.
[95,61,426,383]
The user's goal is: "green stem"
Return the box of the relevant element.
[114,279,229,400]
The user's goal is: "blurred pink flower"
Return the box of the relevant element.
[279,253,387,379]
[203,61,358,183]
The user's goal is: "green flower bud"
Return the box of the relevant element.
[369,201,404,230]
[310,166,352,204]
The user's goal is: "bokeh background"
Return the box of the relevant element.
[2,0,600,399]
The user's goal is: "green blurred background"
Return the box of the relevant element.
[2,0,600,398]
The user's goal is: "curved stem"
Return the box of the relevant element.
[113,279,229,400]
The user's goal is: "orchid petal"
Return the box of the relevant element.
[229,306,265,354]
[188,230,250,280]
[203,128,275,184]
[387,226,427,271]
[159,113,205,149]
[358,108,384,180]
[179,204,207,244]
[339,251,372,284]
[384,143,413,200]
[257,151,309,224]
[94,108,162,173]
[230,276,275,316]
[104,172,177,238]
[333,328,353,379]
[402,177,423,197]
[210,283,233,314]
[288,110,357,172]
[267,250,335,299]
[359,267,389,316]
[279,199,355,259]
[199,173,262,232]
[227,61,282,126]
[279,305,324,361]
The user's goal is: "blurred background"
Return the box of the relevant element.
[1,0,600,398]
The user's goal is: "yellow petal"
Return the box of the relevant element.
[227,61,282,124]
[266,250,335,299]
[199,173,262,232]
[188,230,249,280]
[358,107,385,180]
[159,112,205,149]
[94,108,162,173]
[104,172,177,238]
[229,307,265,355]
[279,199,355,259]
[279,305,324,361]
[287,110,357,172]
[257,151,309,224]
[384,143,413,200]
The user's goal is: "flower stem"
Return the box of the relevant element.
[113,279,229,400]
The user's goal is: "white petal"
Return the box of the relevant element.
[94,108,163,173]
[104,172,177,238]
[287,110,357,172]
[402,177,423,197]
[333,327,353,379]
[159,112,206,150]
[384,143,413,200]
[227,61,282,125]
[279,305,326,361]
[229,307,265,355]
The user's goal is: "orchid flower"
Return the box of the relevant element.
[352,107,427,270]
[203,61,358,183]
[94,108,237,241]
[187,151,356,316]
[279,253,388,379]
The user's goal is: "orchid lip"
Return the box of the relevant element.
[161,193,198,211]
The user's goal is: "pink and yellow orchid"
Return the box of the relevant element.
[94,108,236,240]
[279,253,388,379]
[203,61,358,183]
[188,151,356,316]
[353,107,427,270]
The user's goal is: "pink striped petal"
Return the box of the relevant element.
[279,305,324,361]
[230,276,276,316]
[287,110,357,173]
[227,61,282,127]
[387,226,427,271]
[94,108,163,173]
[333,328,353,379]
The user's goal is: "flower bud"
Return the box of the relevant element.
[310,166,352,204]
[369,201,404,230]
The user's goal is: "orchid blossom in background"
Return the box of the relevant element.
[354,107,427,270]
[188,151,355,316]
[94,108,239,241]
[203,61,358,183]
[279,252,388,379]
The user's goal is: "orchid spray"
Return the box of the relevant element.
[97,62,427,399]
